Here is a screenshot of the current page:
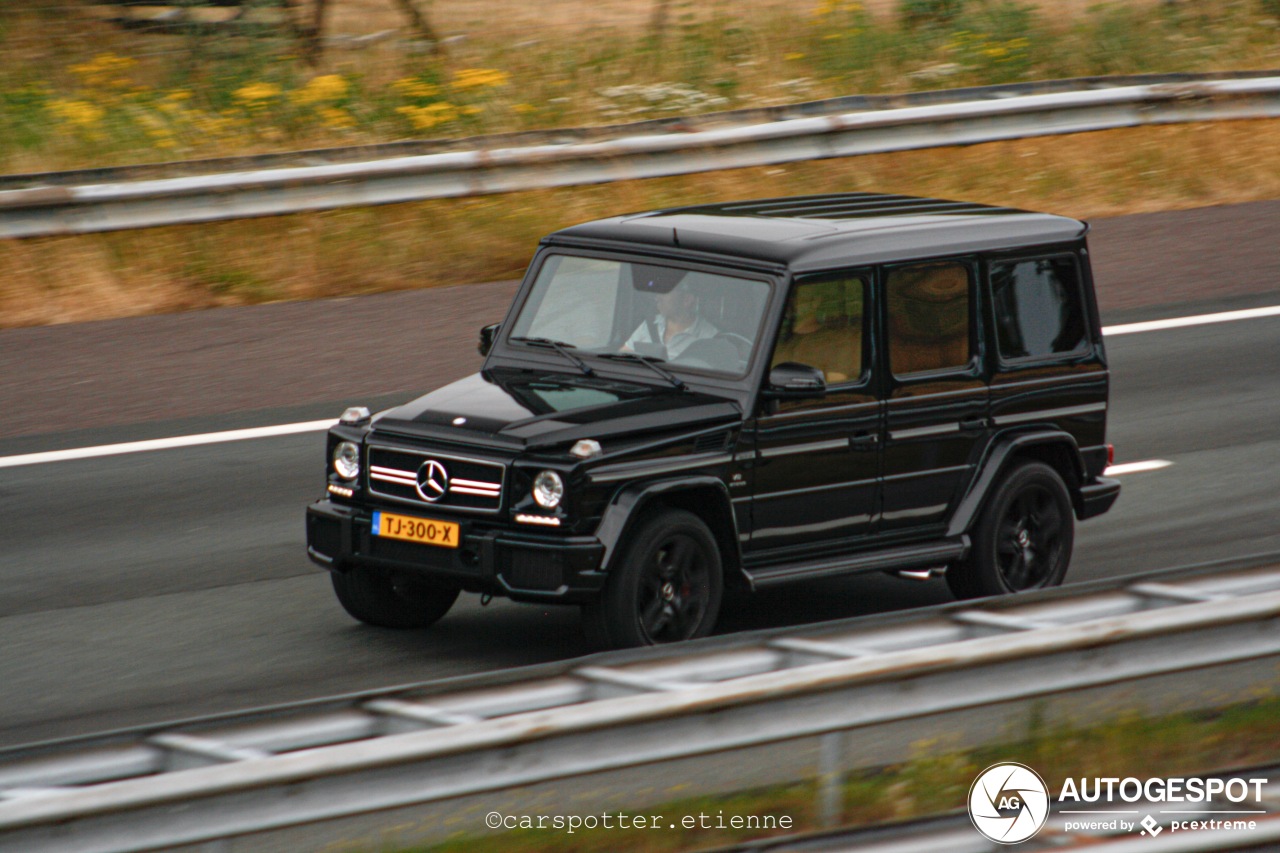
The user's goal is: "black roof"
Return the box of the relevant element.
[545,193,1087,271]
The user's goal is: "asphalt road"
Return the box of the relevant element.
[1,202,1278,748]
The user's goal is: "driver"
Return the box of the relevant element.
[622,282,718,359]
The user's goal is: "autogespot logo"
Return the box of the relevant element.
[969,763,1051,844]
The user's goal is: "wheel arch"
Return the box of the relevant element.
[595,476,742,586]
[947,430,1086,538]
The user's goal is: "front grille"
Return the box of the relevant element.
[367,444,505,514]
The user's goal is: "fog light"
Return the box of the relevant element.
[333,441,360,480]
[532,470,564,509]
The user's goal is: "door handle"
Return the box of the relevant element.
[850,432,879,448]
[959,417,989,432]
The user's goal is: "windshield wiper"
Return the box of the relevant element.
[509,336,596,377]
[598,352,686,392]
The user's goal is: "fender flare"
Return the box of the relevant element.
[946,430,1086,538]
[594,476,742,576]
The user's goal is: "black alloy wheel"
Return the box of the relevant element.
[995,482,1066,590]
[947,461,1074,600]
[583,508,723,649]
[636,530,713,643]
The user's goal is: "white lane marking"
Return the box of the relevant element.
[4,304,1277,469]
[1102,305,1280,336]
[0,420,335,469]
[1104,460,1173,476]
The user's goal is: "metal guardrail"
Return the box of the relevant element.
[1,559,1278,852]
[3,74,1280,238]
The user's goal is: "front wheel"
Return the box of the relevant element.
[331,566,460,628]
[582,508,723,649]
[947,461,1074,600]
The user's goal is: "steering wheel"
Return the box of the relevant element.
[676,335,749,373]
[715,333,753,361]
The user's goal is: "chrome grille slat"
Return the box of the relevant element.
[366,443,506,514]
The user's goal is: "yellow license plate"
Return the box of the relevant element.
[372,511,459,548]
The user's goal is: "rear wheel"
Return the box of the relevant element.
[331,567,460,628]
[947,461,1074,600]
[583,509,723,649]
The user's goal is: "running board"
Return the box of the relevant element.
[743,537,969,589]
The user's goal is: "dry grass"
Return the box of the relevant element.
[322,0,1169,38]
[3,117,1279,329]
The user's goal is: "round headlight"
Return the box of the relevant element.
[333,441,360,480]
[532,470,564,509]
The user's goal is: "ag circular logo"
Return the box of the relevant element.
[415,459,450,502]
[968,762,1050,844]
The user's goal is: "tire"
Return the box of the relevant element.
[331,567,460,629]
[947,461,1074,600]
[582,508,723,649]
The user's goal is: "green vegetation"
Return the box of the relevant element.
[2,1,1279,172]
[397,697,1280,852]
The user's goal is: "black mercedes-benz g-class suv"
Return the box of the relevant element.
[307,193,1120,648]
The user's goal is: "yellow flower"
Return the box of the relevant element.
[812,0,862,17]
[48,98,104,127]
[785,52,806,61]
[70,53,137,90]
[451,68,510,90]
[233,82,282,105]
[462,105,483,116]
[396,102,459,130]
[512,103,537,114]
[291,74,348,106]
[393,77,440,99]
[319,107,356,129]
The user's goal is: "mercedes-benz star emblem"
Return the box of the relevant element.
[416,459,450,502]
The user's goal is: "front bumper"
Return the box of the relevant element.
[305,500,606,603]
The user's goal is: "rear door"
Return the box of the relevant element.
[879,259,991,535]
[986,250,1109,460]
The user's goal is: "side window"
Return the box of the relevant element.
[886,261,972,376]
[772,275,866,385]
[990,257,1088,362]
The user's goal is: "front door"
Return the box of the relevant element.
[746,273,882,558]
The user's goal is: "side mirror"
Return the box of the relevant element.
[763,362,826,397]
[478,323,501,357]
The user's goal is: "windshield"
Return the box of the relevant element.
[507,254,772,378]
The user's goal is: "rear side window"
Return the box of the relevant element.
[886,261,973,376]
[990,257,1089,362]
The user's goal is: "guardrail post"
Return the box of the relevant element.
[818,730,846,828]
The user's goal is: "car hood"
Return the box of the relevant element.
[370,369,741,450]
